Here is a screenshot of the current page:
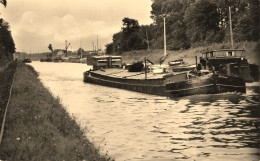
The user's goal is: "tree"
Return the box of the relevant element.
[113,18,145,52]
[122,17,140,34]
[184,0,222,45]
[105,0,258,53]
[139,25,157,50]
[212,0,259,42]
[105,18,148,53]
[120,18,145,51]
[0,18,15,62]
[48,44,53,52]
[105,43,113,54]
[77,47,84,56]
[112,31,123,53]
[143,30,151,50]
[150,0,192,50]
[0,1,16,65]
[0,0,7,7]
[247,0,259,41]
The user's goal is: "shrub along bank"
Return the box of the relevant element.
[0,62,112,161]
[0,62,17,131]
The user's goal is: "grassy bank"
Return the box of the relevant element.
[121,41,259,66]
[0,62,16,127]
[0,62,112,160]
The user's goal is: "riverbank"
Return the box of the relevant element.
[121,41,260,66]
[0,62,112,160]
[0,62,16,133]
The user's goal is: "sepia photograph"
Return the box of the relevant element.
[0,0,259,160]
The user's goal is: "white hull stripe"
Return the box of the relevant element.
[216,84,245,88]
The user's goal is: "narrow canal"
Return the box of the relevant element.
[31,62,259,161]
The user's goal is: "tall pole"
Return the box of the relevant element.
[71,45,72,57]
[97,36,99,54]
[65,40,67,57]
[146,31,150,51]
[163,17,167,56]
[113,41,115,55]
[195,56,198,69]
[92,42,94,53]
[80,40,82,59]
[229,6,234,48]
[144,57,147,79]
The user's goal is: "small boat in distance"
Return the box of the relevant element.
[83,55,246,97]
[168,59,184,66]
[168,58,196,73]
[22,58,32,63]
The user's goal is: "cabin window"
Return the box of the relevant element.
[227,51,233,56]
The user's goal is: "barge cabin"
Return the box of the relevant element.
[199,49,259,82]
[92,55,122,70]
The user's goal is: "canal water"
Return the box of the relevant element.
[31,62,259,161]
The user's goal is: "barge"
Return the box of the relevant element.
[199,49,259,82]
[83,55,246,97]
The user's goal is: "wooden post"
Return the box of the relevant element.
[163,17,167,56]
[65,40,67,57]
[195,56,198,69]
[108,56,112,68]
[144,57,147,80]
[92,42,94,53]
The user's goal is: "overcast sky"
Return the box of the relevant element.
[0,0,153,53]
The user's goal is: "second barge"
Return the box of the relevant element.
[83,56,246,97]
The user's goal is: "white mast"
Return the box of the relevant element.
[229,6,234,48]
[160,14,169,56]
[163,16,167,56]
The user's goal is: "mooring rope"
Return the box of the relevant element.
[0,63,17,146]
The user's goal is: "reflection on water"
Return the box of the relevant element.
[31,62,260,161]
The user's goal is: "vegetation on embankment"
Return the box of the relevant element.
[0,62,112,161]
[0,18,15,69]
[0,62,16,124]
[106,0,259,54]
[121,41,260,66]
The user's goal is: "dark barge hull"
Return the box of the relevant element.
[166,75,246,97]
[84,71,246,97]
[84,71,167,95]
